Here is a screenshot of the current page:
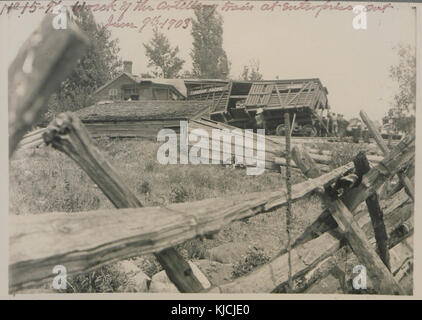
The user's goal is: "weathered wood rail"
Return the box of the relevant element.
[9,148,354,291]
[9,111,414,292]
[206,130,414,294]
[207,197,412,293]
[9,14,88,156]
[41,113,205,293]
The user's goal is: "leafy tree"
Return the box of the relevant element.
[240,59,263,81]
[384,107,415,134]
[140,72,154,79]
[190,6,230,79]
[143,28,185,78]
[45,7,122,120]
[179,70,194,79]
[385,44,416,133]
[389,44,416,112]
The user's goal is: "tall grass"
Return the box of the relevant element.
[10,137,291,292]
[10,138,286,215]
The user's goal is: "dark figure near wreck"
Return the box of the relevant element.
[254,108,266,132]
[362,125,371,143]
[347,118,362,143]
[321,116,329,137]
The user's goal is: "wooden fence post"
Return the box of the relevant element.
[292,147,404,294]
[354,152,391,270]
[283,113,293,290]
[43,112,204,293]
[292,133,414,248]
[9,14,88,156]
[326,199,404,294]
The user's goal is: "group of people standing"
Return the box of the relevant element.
[315,112,342,137]
[316,113,370,143]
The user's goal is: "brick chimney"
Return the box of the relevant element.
[123,61,133,74]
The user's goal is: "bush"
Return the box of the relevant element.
[232,247,270,278]
[64,265,130,293]
[135,256,163,278]
[178,238,207,260]
[170,185,189,203]
[138,181,151,194]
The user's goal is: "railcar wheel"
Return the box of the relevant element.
[275,124,286,136]
[303,124,317,137]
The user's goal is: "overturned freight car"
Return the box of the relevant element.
[186,78,331,136]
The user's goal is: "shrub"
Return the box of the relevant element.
[170,185,189,203]
[138,181,151,194]
[232,247,270,278]
[64,265,130,293]
[178,238,207,260]
[135,256,163,278]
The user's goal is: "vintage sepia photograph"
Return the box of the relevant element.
[5,0,417,296]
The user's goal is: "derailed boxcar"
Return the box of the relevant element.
[187,78,331,136]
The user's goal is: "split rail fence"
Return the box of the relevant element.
[9,14,415,294]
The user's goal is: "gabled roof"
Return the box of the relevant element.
[93,73,187,97]
[93,73,136,95]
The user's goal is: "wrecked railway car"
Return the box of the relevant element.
[186,78,331,136]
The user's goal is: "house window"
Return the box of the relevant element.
[109,88,119,99]
[154,88,169,100]
[123,87,139,100]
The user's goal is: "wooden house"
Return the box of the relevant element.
[92,61,186,103]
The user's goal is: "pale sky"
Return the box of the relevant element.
[4,1,417,122]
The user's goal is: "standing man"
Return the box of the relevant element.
[321,115,328,136]
[331,113,338,137]
[315,118,322,137]
[327,112,332,136]
[254,108,266,132]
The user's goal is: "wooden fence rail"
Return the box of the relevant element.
[360,110,415,201]
[9,112,414,292]
[8,14,87,156]
[207,198,412,293]
[41,113,205,293]
[9,148,355,291]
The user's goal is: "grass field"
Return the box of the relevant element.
[9,136,385,293]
